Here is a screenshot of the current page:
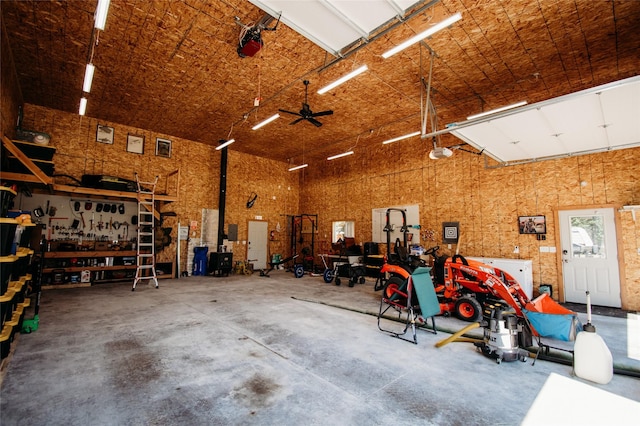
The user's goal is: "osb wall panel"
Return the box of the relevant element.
[226,153,300,260]
[300,144,640,311]
[19,104,300,271]
[0,16,21,139]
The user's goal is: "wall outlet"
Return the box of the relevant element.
[513,246,520,254]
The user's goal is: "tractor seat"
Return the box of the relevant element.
[395,245,409,263]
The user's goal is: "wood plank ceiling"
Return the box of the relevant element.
[2,0,639,166]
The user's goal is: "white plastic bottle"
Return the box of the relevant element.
[573,291,613,384]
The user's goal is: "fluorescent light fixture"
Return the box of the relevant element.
[79,97,87,116]
[467,101,528,120]
[382,13,462,59]
[252,113,280,130]
[317,65,368,94]
[327,150,354,161]
[382,131,421,145]
[94,0,111,30]
[288,164,308,171]
[83,63,95,93]
[216,139,235,150]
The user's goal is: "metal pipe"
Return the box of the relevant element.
[217,147,228,250]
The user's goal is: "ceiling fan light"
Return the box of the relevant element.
[382,13,462,59]
[382,130,421,145]
[317,65,368,94]
[429,147,453,159]
[327,150,354,161]
[252,113,280,130]
[288,163,308,171]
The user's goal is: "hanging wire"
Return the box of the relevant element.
[226,123,234,140]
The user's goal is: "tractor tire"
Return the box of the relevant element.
[382,276,407,305]
[323,268,334,283]
[335,277,341,286]
[294,265,304,278]
[454,296,482,322]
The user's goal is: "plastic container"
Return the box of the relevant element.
[18,222,37,248]
[0,186,17,217]
[0,324,14,360]
[0,218,18,256]
[192,246,209,276]
[0,255,17,294]
[573,291,613,384]
[0,287,16,329]
[11,249,31,280]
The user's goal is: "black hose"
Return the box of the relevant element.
[291,296,640,378]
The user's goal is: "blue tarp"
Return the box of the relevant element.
[523,309,581,341]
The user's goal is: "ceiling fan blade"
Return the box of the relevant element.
[279,109,302,117]
[307,117,323,127]
[310,110,333,117]
[289,117,305,125]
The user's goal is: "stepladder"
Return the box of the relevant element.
[133,174,159,291]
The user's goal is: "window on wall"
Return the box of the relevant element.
[332,221,355,243]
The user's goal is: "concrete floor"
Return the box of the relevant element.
[1,272,639,425]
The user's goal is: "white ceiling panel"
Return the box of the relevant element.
[249,0,426,55]
[450,76,640,165]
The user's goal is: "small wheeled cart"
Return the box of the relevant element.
[319,253,366,287]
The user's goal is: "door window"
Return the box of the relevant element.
[570,215,605,258]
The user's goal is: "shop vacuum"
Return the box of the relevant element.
[475,302,529,364]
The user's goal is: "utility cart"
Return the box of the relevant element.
[319,251,366,287]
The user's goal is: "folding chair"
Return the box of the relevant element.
[521,293,582,365]
[377,267,440,344]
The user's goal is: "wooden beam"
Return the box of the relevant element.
[0,171,44,184]
[1,135,53,185]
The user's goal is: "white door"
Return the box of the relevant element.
[248,221,268,270]
[559,208,621,307]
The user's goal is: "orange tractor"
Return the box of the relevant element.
[374,208,531,321]
[378,243,530,322]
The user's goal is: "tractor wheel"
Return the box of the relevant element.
[335,277,341,286]
[454,296,482,322]
[359,276,366,284]
[323,268,334,283]
[294,265,304,278]
[382,276,407,305]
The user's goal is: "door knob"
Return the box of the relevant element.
[562,250,568,255]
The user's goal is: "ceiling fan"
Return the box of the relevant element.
[279,80,333,127]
